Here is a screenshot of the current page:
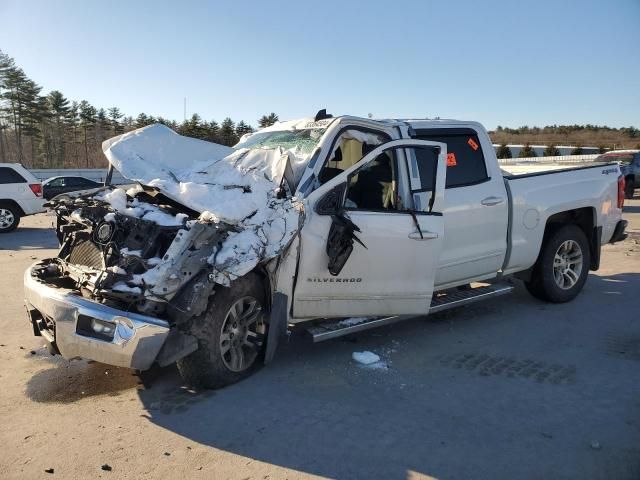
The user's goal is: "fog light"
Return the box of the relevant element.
[90,318,115,336]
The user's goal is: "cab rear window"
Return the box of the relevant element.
[414,130,489,188]
[0,167,27,184]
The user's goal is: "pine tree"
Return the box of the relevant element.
[134,113,150,129]
[205,120,220,143]
[47,90,70,167]
[235,120,253,139]
[107,107,123,135]
[258,112,278,128]
[496,143,512,159]
[219,117,238,146]
[518,143,536,158]
[543,144,560,156]
[79,100,96,167]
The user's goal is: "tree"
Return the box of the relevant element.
[570,145,584,155]
[496,143,512,159]
[47,90,70,167]
[219,117,238,146]
[235,120,253,139]
[258,112,278,128]
[518,143,536,158]
[79,100,96,167]
[134,113,151,129]
[543,144,560,156]
[108,107,123,135]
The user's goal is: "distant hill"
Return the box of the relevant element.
[489,125,640,151]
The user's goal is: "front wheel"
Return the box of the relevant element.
[525,224,590,303]
[0,204,20,233]
[176,273,268,389]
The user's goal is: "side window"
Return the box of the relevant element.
[0,167,27,184]
[415,130,488,188]
[318,129,389,185]
[48,178,65,187]
[345,152,396,211]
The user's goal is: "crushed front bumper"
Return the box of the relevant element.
[23,261,170,370]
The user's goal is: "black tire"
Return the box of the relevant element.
[525,224,590,303]
[624,179,635,199]
[176,273,268,389]
[0,203,21,233]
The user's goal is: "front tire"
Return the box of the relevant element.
[525,224,590,303]
[0,203,20,233]
[176,273,268,389]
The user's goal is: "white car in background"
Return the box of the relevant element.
[0,163,45,232]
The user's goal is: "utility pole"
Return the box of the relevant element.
[183,97,187,122]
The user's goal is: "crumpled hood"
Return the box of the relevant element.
[102,124,293,224]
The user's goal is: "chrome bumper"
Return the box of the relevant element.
[23,262,170,370]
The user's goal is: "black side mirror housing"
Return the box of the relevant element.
[315,182,346,215]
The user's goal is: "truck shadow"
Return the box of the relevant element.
[25,358,144,403]
[132,271,640,480]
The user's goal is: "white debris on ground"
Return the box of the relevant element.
[100,123,306,288]
[352,351,381,365]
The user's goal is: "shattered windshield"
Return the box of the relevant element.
[234,128,326,155]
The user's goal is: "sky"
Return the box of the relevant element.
[0,0,638,129]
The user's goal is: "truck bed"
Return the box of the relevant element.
[500,157,606,177]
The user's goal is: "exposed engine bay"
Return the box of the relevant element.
[44,186,223,317]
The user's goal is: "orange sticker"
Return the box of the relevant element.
[447,152,457,166]
[468,137,479,151]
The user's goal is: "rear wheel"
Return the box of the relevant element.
[525,224,590,303]
[0,204,20,233]
[176,274,268,389]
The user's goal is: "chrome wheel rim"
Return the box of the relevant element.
[0,208,15,229]
[553,240,583,290]
[220,296,266,372]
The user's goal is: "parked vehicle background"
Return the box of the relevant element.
[42,176,102,200]
[596,150,640,199]
[0,163,45,233]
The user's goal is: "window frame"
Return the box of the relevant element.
[317,126,393,186]
[413,128,490,189]
[341,144,442,217]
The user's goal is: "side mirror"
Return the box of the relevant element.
[326,214,366,276]
[315,182,346,215]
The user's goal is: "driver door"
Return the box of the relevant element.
[292,139,447,318]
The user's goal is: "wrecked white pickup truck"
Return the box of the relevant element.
[24,111,628,388]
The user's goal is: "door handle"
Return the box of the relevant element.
[408,231,439,240]
[481,196,505,206]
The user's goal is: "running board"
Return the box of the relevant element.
[306,283,514,342]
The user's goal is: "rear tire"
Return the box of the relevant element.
[176,273,268,389]
[525,224,590,303]
[0,203,20,233]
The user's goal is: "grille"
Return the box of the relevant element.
[69,240,104,269]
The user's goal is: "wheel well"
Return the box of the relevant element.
[0,199,25,216]
[544,207,599,270]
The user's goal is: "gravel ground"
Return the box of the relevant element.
[0,199,639,480]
